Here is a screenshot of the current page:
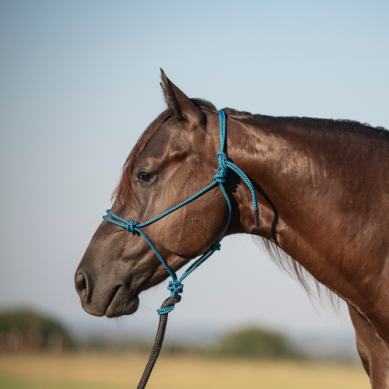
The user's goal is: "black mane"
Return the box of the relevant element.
[192,98,388,138]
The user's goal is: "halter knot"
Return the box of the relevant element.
[211,242,221,251]
[213,152,228,183]
[126,220,139,233]
[167,280,184,295]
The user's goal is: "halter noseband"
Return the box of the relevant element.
[103,110,258,314]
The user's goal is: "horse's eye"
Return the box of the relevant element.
[138,172,152,182]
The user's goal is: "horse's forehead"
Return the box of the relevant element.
[139,119,187,159]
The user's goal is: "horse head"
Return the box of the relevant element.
[75,71,238,318]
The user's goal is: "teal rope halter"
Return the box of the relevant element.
[103,110,259,388]
[103,110,259,314]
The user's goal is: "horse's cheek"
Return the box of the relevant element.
[164,203,225,257]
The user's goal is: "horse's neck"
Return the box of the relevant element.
[226,115,389,305]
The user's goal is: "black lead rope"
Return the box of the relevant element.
[137,295,181,389]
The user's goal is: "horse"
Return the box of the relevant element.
[75,69,389,387]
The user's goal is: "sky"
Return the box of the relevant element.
[0,0,388,342]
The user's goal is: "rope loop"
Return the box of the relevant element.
[211,242,221,251]
[157,295,181,315]
[167,280,184,295]
[126,220,139,234]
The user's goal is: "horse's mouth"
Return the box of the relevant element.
[104,286,139,318]
[103,285,122,314]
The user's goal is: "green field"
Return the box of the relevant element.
[0,353,370,389]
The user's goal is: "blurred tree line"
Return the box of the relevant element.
[0,309,73,352]
[0,309,300,359]
[217,326,300,359]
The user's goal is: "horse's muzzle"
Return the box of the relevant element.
[74,270,139,317]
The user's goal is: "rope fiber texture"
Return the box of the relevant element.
[102,110,259,388]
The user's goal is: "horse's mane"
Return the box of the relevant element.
[114,97,387,308]
[225,110,389,139]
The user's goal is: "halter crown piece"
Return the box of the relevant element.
[103,110,259,388]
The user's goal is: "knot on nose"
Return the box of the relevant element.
[213,152,228,183]
[126,220,139,234]
[167,280,184,295]
[211,242,221,251]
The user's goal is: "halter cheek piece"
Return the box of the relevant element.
[103,110,259,388]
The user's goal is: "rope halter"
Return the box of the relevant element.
[103,110,259,315]
[102,110,259,389]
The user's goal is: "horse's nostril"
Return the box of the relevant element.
[75,272,87,296]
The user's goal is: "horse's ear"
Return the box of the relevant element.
[160,69,204,125]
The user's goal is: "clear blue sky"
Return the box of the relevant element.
[1,0,388,339]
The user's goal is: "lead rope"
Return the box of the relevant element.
[103,110,259,388]
[137,295,181,389]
